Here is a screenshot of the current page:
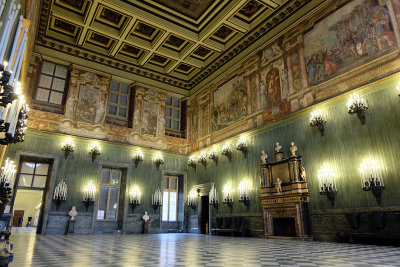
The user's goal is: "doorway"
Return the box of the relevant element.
[200,195,209,234]
[11,158,52,234]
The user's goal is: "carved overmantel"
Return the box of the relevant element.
[260,155,311,239]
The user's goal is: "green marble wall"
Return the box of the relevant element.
[188,74,400,236]
[4,131,189,233]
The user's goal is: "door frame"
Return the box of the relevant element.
[11,151,60,235]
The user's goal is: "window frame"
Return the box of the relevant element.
[107,81,130,121]
[97,168,121,221]
[34,60,69,106]
[162,175,178,222]
[17,161,50,190]
[165,96,181,132]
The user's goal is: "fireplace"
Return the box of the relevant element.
[273,218,296,236]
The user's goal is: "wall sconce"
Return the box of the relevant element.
[129,185,141,211]
[208,146,218,165]
[347,92,368,124]
[359,157,384,199]
[236,135,248,157]
[89,141,101,162]
[188,155,196,170]
[209,184,219,208]
[82,181,96,211]
[238,180,250,207]
[133,149,144,168]
[198,151,207,168]
[310,108,326,136]
[222,183,233,207]
[396,81,400,97]
[154,153,164,170]
[53,179,67,210]
[221,142,232,161]
[61,137,74,159]
[152,188,162,211]
[188,189,197,209]
[317,163,337,202]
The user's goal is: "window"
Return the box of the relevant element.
[35,61,68,105]
[108,81,130,120]
[97,168,121,220]
[165,96,181,132]
[162,175,178,222]
[18,162,49,188]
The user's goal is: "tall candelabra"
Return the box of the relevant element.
[187,189,196,209]
[359,157,384,199]
[209,184,219,208]
[0,3,29,145]
[238,180,250,207]
[0,158,15,217]
[152,188,162,211]
[129,186,141,211]
[317,163,337,202]
[82,181,96,210]
[53,180,67,210]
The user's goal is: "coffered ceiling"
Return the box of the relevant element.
[36,0,321,95]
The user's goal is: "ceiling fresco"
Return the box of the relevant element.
[36,0,321,93]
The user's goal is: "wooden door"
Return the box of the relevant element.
[13,210,24,227]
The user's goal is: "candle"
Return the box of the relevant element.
[9,26,27,85]
[0,3,17,63]
[6,15,22,72]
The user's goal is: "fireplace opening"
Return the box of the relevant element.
[273,218,296,237]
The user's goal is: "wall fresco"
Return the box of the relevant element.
[304,0,397,86]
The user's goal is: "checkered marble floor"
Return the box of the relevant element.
[8,233,400,267]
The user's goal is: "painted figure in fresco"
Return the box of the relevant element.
[266,68,281,106]
[304,0,397,86]
[65,94,77,119]
[94,100,105,124]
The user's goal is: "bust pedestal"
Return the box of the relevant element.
[65,220,75,235]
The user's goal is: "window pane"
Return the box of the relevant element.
[172,109,179,119]
[107,188,118,220]
[38,74,53,88]
[163,177,169,189]
[21,162,35,174]
[41,61,55,75]
[32,175,47,188]
[35,88,50,102]
[172,120,179,130]
[166,107,172,117]
[165,119,171,129]
[120,95,128,106]
[54,65,68,78]
[111,81,119,91]
[51,78,65,92]
[18,174,33,187]
[173,98,180,107]
[110,93,118,104]
[49,91,63,105]
[101,169,110,184]
[166,96,172,105]
[118,107,127,118]
[162,191,169,221]
[111,171,121,185]
[35,163,49,175]
[97,187,109,220]
[121,83,129,94]
[108,105,117,115]
[169,192,177,221]
[170,177,177,190]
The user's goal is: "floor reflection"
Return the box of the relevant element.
[8,233,400,266]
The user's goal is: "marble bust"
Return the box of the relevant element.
[260,150,268,164]
[290,141,297,157]
[68,206,78,221]
[275,142,282,153]
[142,211,149,222]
